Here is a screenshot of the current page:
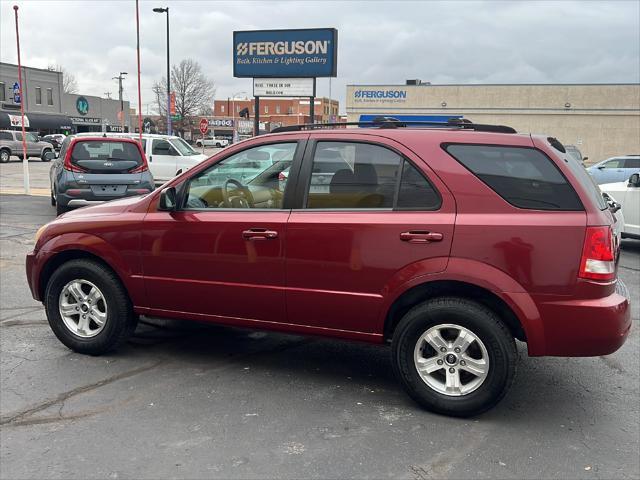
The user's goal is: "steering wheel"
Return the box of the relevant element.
[222,178,253,208]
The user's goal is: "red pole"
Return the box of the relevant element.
[13,5,30,195]
[135,0,143,141]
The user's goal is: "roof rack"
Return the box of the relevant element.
[270,117,517,134]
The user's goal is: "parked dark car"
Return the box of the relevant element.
[28,121,630,417]
[42,134,66,151]
[49,136,155,215]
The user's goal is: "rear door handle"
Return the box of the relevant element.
[400,231,443,243]
[242,228,278,240]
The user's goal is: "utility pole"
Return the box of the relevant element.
[153,7,171,135]
[112,72,128,131]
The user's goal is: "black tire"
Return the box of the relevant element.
[391,297,517,417]
[0,149,10,163]
[215,143,221,148]
[44,259,138,355]
[56,201,68,216]
[41,149,53,161]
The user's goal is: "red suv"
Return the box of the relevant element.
[26,120,631,417]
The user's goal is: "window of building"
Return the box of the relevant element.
[35,87,42,105]
[0,83,5,102]
[287,107,293,115]
[236,105,241,113]
[252,106,255,113]
[47,88,53,106]
[264,105,269,114]
[445,144,583,211]
[276,105,281,114]
[221,105,225,113]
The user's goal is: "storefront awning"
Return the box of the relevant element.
[0,111,74,131]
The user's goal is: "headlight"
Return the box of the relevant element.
[34,225,47,245]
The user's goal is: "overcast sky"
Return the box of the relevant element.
[1,0,638,115]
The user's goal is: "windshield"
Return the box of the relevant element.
[171,138,198,156]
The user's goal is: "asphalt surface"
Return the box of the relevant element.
[0,191,639,480]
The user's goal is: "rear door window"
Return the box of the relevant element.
[445,144,583,211]
[71,140,143,173]
[0,132,12,140]
[623,157,640,169]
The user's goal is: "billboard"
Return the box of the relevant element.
[253,78,315,97]
[233,28,337,78]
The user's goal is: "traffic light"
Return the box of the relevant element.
[239,107,250,119]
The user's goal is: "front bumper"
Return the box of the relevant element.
[534,279,631,356]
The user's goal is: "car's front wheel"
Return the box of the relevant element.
[392,297,517,417]
[44,259,138,355]
[0,149,10,163]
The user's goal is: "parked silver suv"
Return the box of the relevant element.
[0,130,55,163]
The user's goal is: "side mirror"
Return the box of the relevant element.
[583,156,588,162]
[628,173,640,187]
[598,165,606,170]
[158,186,177,211]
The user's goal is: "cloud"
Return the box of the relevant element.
[1,0,638,114]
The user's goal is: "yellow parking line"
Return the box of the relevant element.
[0,188,50,197]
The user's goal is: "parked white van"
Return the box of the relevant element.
[74,133,208,183]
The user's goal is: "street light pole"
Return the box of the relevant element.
[153,7,171,135]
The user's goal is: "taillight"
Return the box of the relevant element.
[278,172,286,181]
[130,163,148,173]
[63,149,86,173]
[579,226,615,281]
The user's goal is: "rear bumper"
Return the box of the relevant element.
[534,279,631,356]
[57,188,153,208]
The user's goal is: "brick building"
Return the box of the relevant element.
[213,97,339,128]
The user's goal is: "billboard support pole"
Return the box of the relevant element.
[309,96,314,125]
[254,96,260,136]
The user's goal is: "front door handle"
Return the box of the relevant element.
[242,228,278,240]
[400,231,443,243]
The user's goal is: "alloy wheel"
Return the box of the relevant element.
[413,323,490,396]
[58,279,108,338]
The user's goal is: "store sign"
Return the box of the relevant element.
[253,78,315,97]
[208,118,234,128]
[233,28,338,78]
[352,89,408,104]
[12,82,21,104]
[70,116,101,125]
[76,96,90,115]
[107,125,128,133]
[8,114,29,128]
[237,120,253,133]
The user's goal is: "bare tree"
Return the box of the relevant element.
[153,59,216,122]
[47,64,78,94]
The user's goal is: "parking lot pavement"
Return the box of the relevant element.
[1,193,638,480]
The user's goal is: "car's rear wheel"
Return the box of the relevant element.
[0,149,10,163]
[391,297,517,417]
[44,259,138,355]
[41,149,53,161]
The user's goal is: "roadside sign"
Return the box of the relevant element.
[233,28,338,78]
[199,118,209,135]
[171,115,181,121]
[253,78,315,97]
[12,82,21,104]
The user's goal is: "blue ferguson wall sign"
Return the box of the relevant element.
[233,28,338,78]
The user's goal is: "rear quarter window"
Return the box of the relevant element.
[444,144,583,211]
